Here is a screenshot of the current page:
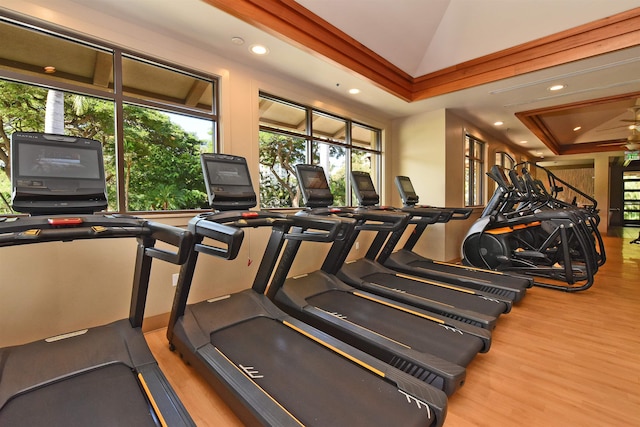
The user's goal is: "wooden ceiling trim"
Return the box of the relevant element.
[201,1,640,104]
[516,91,640,155]
[412,8,640,100]
[203,0,414,100]
[557,140,629,155]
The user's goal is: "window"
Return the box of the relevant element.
[623,170,640,224]
[464,134,485,206]
[258,93,381,208]
[495,151,515,169]
[0,15,218,214]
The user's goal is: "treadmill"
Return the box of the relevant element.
[268,163,491,396]
[376,175,531,303]
[0,132,195,426]
[333,170,509,330]
[166,153,447,426]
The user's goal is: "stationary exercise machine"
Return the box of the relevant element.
[0,132,195,426]
[461,163,603,291]
[337,170,510,329]
[267,163,491,396]
[166,153,447,426]
[379,175,531,303]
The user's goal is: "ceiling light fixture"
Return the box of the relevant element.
[519,140,528,144]
[231,36,245,45]
[548,84,566,91]
[493,121,504,126]
[573,126,582,131]
[249,44,269,55]
[43,66,56,73]
[348,88,360,95]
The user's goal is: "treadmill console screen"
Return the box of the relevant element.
[351,171,379,206]
[11,132,108,214]
[295,164,334,208]
[201,153,256,210]
[395,176,419,206]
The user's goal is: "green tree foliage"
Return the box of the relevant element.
[259,131,306,208]
[0,80,207,213]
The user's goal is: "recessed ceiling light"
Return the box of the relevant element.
[548,84,566,91]
[494,121,504,126]
[43,66,56,73]
[231,37,245,45]
[519,140,528,144]
[348,88,360,95]
[573,126,582,131]
[249,44,269,55]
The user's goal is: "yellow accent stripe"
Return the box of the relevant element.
[433,260,506,276]
[485,221,541,235]
[353,291,445,324]
[317,308,411,349]
[368,282,455,308]
[395,272,476,295]
[214,348,305,426]
[283,320,386,378]
[137,373,168,427]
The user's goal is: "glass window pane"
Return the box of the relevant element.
[464,157,470,206]
[473,142,482,159]
[259,97,306,133]
[352,123,378,149]
[259,130,306,208]
[0,20,114,93]
[123,104,208,211]
[623,181,640,190]
[122,56,213,113]
[312,111,346,145]
[624,191,640,201]
[312,142,346,206]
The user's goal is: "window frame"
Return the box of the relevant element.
[464,133,485,207]
[258,92,382,208]
[0,12,219,214]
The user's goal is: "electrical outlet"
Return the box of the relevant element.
[172,273,179,286]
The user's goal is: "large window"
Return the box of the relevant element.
[0,15,217,214]
[258,93,381,208]
[623,170,640,224]
[464,134,485,206]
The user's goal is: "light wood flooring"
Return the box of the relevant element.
[145,231,640,426]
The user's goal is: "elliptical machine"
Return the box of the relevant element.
[461,163,604,292]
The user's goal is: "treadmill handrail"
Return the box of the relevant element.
[287,213,351,243]
[0,215,192,265]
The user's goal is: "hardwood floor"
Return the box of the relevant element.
[145,232,640,426]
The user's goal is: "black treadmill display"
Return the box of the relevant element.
[396,176,419,204]
[354,173,375,191]
[201,154,256,210]
[11,132,108,214]
[205,160,252,187]
[399,177,415,194]
[300,169,329,190]
[17,142,101,180]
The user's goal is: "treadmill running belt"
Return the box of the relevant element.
[0,363,158,426]
[211,316,431,427]
[307,291,482,366]
[362,272,506,317]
